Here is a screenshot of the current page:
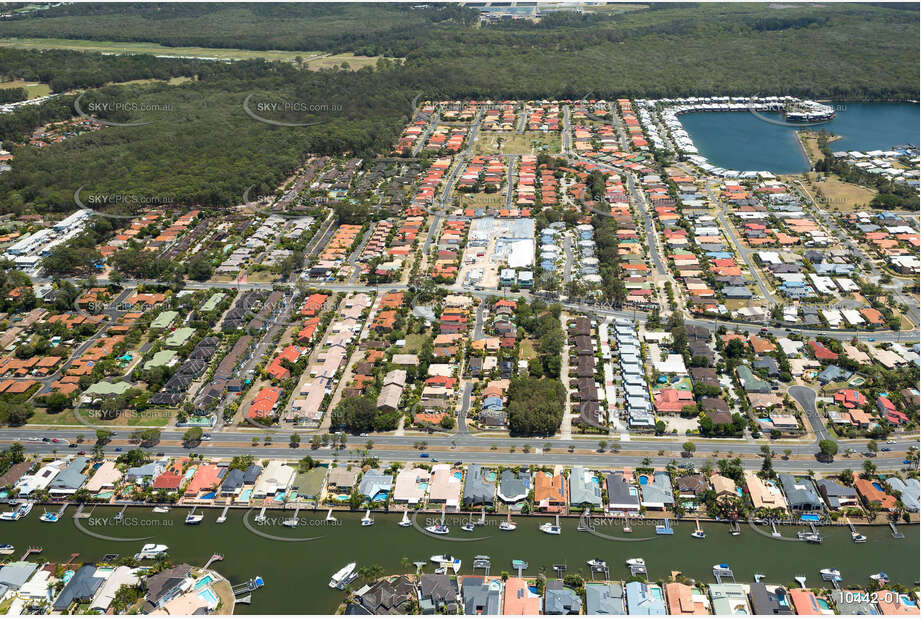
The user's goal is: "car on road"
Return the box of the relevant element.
[886,439,896,444]
[68,443,77,448]
[881,447,891,451]
[432,458,439,462]
[419,453,430,458]
[114,447,122,452]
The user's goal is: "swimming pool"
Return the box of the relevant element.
[201,492,216,500]
[800,514,821,522]
[453,471,463,481]
[638,475,649,486]
[198,587,219,606]
[273,493,286,503]
[194,575,214,590]
[650,586,663,600]
[238,489,252,502]
[371,491,389,502]
[817,598,831,610]
[872,482,885,492]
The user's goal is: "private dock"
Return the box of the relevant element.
[232,577,264,595]
[20,546,42,560]
[115,504,128,521]
[203,554,224,570]
[217,505,229,524]
[589,563,610,580]
[713,564,735,583]
[473,555,491,576]
[552,563,567,579]
[628,563,647,578]
[577,509,593,532]
[511,560,528,577]
[655,518,674,535]
[770,520,781,537]
[729,521,741,536]
[889,522,904,539]
[56,503,69,517]
[256,506,267,523]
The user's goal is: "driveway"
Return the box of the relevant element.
[788,385,831,443]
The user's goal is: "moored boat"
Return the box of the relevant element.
[152,506,170,514]
[360,509,374,527]
[185,511,204,525]
[39,511,60,523]
[0,544,14,555]
[329,562,357,589]
[399,511,412,527]
[135,543,168,560]
[626,558,646,567]
[0,502,33,521]
[425,523,449,535]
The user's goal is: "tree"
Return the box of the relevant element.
[725,338,746,358]
[365,440,374,450]
[862,459,877,478]
[598,440,607,452]
[182,427,203,446]
[818,439,838,460]
[330,396,377,433]
[783,448,792,460]
[867,440,878,454]
[682,441,696,455]
[289,433,301,448]
[95,429,114,445]
[44,391,71,413]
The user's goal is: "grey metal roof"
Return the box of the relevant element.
[569,466,601,507]
[358,470,393,499]
[778,474,823,510]
[585,583,625,615]
[463,464,496,506]
[49,457,89,490]
[748,583,793,615]
[461,576,501,615]
[497,469,530,502]
[606,472,640,510]
[0,561,38,590]
[53,565,105,610]
[815,479,857,509]
[640,472,674,507]
[544,580,582,615]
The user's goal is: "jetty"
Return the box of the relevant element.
[713,564,735,583]
[628,562,647,578]
[256,506,267,523]
[655,518,674,535]
[577,509,593,532]
[889,522,904,539]
[589,562,610,580]
[232,577,264,595]
[413,561,427,575]
[511,560,527,577]
[203,554,224,570]
[115,504,128,521]
[217,505,229,524]
[729,520,741,536]
[552,563,567,579]
[472,555,491,576]
[284,506,301,527]
[20,546,42,560]
[73,504,88,519]
[770,520,781,537]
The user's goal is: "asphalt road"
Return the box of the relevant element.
[788,385,830,442]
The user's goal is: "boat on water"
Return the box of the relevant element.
[135,544,168,560]
[870,572,889,583]
[184,511,204,525]
[691,529,706,539]
[399,511,412,527]
[114,510,124,522]
[325,508,338,523]
[430,555,461,573]
[360,509,374,527]
[329,563,357,589]
[587,558,607,569]
[820,568,842,580]
[714,563,731,571]
[511,559,528,570]
[539,514,562,535]
[0,502,33,521]
[282,516,299,528]
[499,511,516,531]
[425,523,450,535]
[0,544,14,555]
[216,513,227,524]
[461,513,475,532]
[152,506,170,514]
[626,558,646,567]
[851,530,867,543]
[39,511,60,523]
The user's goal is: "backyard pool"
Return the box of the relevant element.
[195,575,214,590]
[800,514,821,522]
[198,587,219,606]
[638,475,649,486]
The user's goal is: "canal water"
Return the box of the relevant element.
[679,102,920,174]
[7,507,919,614]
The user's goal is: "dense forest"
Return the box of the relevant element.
[0,3,916,216]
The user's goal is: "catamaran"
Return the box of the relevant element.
[360,509,374,526]
[539,514,561,535]
[499,511,516,531]
[0,501,33,521]
[329,563,357,589]
[399,510,412,527]
[135,544,168,560]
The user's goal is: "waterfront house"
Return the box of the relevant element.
[184,464,224,498]
[143,564,193,610]
[789,588,828,615]
[534,470,567,512]
[875,590,918,615]
[665,582,709,615]
[90,566,139,614]
[504,577,542,615]
[569,466,602,509]
[496,469,531,504]
[358,469,393,502]
[544,580,582,615]
[709,473,738,500]
[125,460,165,486]
[461,576,503,614]
[675,474,709,503]
[639,471,674,510]
[418,574,459,614]
[886,477,919,512]
[53,565,106,612]
[778,474,823,512]
[85,460,122,494]
[744,472,787,512]
[462,464,496,507]
[708,583,751,615]
[15,460,65,497]
[0,461,31,489]
[854,476,897,511]
[252,460,295,499]
[833,589,878,615]
[815,478,859,510]
[48,456,89,497]
[585,582,625,615]
[0,561,38,593]
[748,582,793,615]
[428,464,462,511]
[220,464,262,497]
[349,576,416,614]
[326,466,359,492]
[393,466,430,505]
[291,466,327,502]
[606,471,640,512]
[625,581,667,615]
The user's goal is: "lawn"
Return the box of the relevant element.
[473,131,561,155]
[303,52,387,71]
[519,338,538,360]
[27,407,173,427]
[459,192,506,210]
[403,333,430,354]
[0,79,51,98]
[811,175,878,213]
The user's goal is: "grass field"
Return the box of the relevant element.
[303,52,386,71]
[473,131,560,155]
[28,407,172,427]
[812,175,878,212]
[0,78,51,98]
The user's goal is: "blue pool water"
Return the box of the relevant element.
[272,493,286,503]
[872,482,885,492]
[901,596,918,608]
[817,598,831,610]
[650,586,663,600]
[238,489,252,502]
[453,471,463,480]
[528,585,539,594]
[800,514,821,522]
[590,476,600,486]
[638,475,649,486]
[201,492,216,500]
[198,588,219,605]
[195,575,214,590]
[372,491,389,502]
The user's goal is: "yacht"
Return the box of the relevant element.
[0,502,33,521]
[0,544,14,555]
[329,563,357,589]
[539,515,561,535]
[626,558,646,568]
[499,512,516,531]
[152,506,170,514]
[869,572,889,583]
[586,558,607,569]
[430,555,461,573]
[360,509,374,527]
[135,544,169,560]
[820,568,842,580]
[425,523,450,535]
[184,511,204,525]
[691,529,706,539]
[399,511,412,527]
[39,511,61,523]
[851,530,867,543]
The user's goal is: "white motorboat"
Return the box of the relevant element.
[851,531,867,543]
[461,513,475,532]
[691,530,706,539]
[587,558,607,569]
[152,506,170,514]
[869,572,889,583]
[184,512,204,525]
[0,502,33,521]
[135,543,168,560]
[820,568,841,580]
[425,523,449,535]
[539,522,561,535]
[329,562,357,589]
[360,509,374,527]
[399,511,412,527]
[0,544,14,555]
[430,555,461,573]
[325,508,338,523]
[499,512,516,531]
[39,511,61,523]
[626,558,646,567]
[283,517,299,528]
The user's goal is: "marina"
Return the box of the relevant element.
[0,507,914,614]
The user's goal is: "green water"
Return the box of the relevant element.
[7,507,918,613]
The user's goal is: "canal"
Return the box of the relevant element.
[7,507,919,614]
[679,101,920,174]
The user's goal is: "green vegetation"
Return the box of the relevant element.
[507,375,566,436]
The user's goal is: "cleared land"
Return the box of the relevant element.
[0,79,51,97]
[473,131,561,155]
[812,175,878,212]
